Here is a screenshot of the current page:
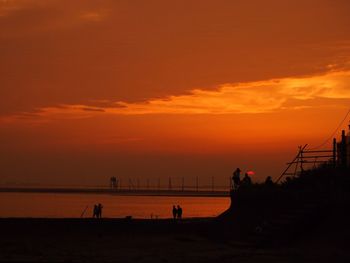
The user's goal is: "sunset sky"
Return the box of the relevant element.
[1,0,350,187]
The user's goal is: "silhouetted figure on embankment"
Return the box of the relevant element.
[232,168,241,190]
[264,176,274,187]
[242,172,252,187]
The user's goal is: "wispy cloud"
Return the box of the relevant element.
[1,69,350,123]
[106,70,350,114]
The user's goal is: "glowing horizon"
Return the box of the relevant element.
[1,0,350,186]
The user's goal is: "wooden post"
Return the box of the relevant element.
[333,138,337,168]
[293,146,301,177]
[341,130,347,168]
[300,146,304,173]
[168,177,172,191]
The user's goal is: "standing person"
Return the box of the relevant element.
[97,203,103,218]
[172,205,177,221]
[177,205,182,219]
[265,176,274,187]
[232,168,241,190]
[242,172,252,186]
[93,204,98,218]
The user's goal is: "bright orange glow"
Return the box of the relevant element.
[1,0,350,186]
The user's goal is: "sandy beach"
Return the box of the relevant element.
[1,200,349,263]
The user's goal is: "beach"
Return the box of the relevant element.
[1,206,349,263]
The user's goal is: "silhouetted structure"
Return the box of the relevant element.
[277,123,350,183]
[110,177,118,189]
[337,126,350,168]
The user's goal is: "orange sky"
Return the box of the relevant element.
[1,0,350,187]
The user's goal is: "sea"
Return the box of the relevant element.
[0,192,230,219]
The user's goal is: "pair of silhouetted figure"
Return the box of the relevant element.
[172,205,183,220]
[232,168,252,190]
[232,168,253,190]
[93,203,103,218]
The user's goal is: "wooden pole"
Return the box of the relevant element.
[168,177,172,190]
[333,138,337,168]
[341,130,347,168]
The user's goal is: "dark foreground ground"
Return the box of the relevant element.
[0,204,349,263]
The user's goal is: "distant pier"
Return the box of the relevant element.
[0,187,230,197]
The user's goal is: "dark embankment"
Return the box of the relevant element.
[219,166,350,249]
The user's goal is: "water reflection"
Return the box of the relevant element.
[0,193,230,218]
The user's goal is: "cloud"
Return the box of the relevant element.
[0,0,109,38]
[1,0,350,118]
[109,70,350,114]
[80,107,105,112]
[2,69,350,123]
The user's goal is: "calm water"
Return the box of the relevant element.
[0,193,230,219]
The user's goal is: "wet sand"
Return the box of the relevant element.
[1,208,349,263]
[0,217,247,263]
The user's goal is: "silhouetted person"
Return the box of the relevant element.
[285,176,292,186]
[177,205,182,219]
[232,168,241,190]
[97,203,103,218]
[93,204,98,218]
[265,176,274,187]
[242,173,252,186]
[172,205,177,220]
